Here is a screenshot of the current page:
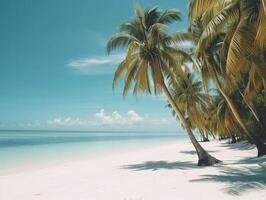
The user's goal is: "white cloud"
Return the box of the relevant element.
[94,109,143,125]
[47,109,143,127]
[46,109,178,128]
[127,110,143,123]
[67,53,125,74]
[47,117,96,127]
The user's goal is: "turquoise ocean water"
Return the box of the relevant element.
[0,130,187,174]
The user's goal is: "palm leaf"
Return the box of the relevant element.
[107,34,138,54]
[255,2,266,49]
[123,58,139,96]
[226,19,256,76]
[112,60,128,91]
[144,6,160,29]
[119,20,144,42]
[158,9,181,24]
[197,2,239,53]
[134,60,150,95]
[200,0,234,28]
[172,31,194,44]
[188,0,216,23]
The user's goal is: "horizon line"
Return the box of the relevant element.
[0,128,183,134]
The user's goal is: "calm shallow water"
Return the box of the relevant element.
[0,130,187,173]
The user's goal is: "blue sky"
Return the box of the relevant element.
[0,0,189,132]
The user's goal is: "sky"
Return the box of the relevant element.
[0,0,189,132]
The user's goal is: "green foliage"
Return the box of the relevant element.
[188,0,266,152]
[107,5,191,96]
[107,1,266,157]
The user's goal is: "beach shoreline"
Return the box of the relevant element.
[0,138,182,175]
[0,140,265,200]
[0,130,185,175]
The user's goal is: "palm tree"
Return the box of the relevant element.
[188,0,266,156]
[168,72,211,142]
[214,95,241,143]
[107,6,221,166]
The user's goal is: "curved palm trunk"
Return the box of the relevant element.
[161,82,221,166]
[206,57,266,157]
[231,75,263,124]
[234,80,266,132]
[206,57,250,135]
[231,135,237,144]
[255,138,266,157]
[238,90,260,122]
[225,128,236,144]
[200,130,209,142]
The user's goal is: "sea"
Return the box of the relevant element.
[0,130,188,174]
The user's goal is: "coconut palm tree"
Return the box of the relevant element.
[107,5,221,166]
[168,72,211,141]
[214,95,241,143]
[188,0,266,156]
[190,0,266,101]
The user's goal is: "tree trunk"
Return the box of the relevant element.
[238,90,261,123]
[161,82,221,166]
[253,126,266,157]
[254,138,266,157]
[204,58,266,156]
[200,130,209,142]
[205,57,251,137]
[205,132,209,140]
[230,135,237,144]
[238,87,266,135]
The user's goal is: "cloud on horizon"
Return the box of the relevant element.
[46,109,174,128]
[94,109,143,125]
[47,117,97,127]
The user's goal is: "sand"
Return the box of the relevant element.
[0,140,265,200]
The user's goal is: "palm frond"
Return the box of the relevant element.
[188,0,216,23]
[123,59,139,96]
[112,60,128,91]
[226,19,256,76]
[144,6,160,28]
[134,60,150,95]
[119,20,144,42]
[172,31,194,44]
[197,2,239,53]
[255,2,266,49]
[107,34,138,54]
[158,9,181,24]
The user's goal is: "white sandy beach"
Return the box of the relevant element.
[0,140,265,200]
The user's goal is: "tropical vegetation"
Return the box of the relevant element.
[107,0,266,166]
[188,0,266,156]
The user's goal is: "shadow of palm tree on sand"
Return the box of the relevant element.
[190,156,266,195]
[122,160,198,171]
